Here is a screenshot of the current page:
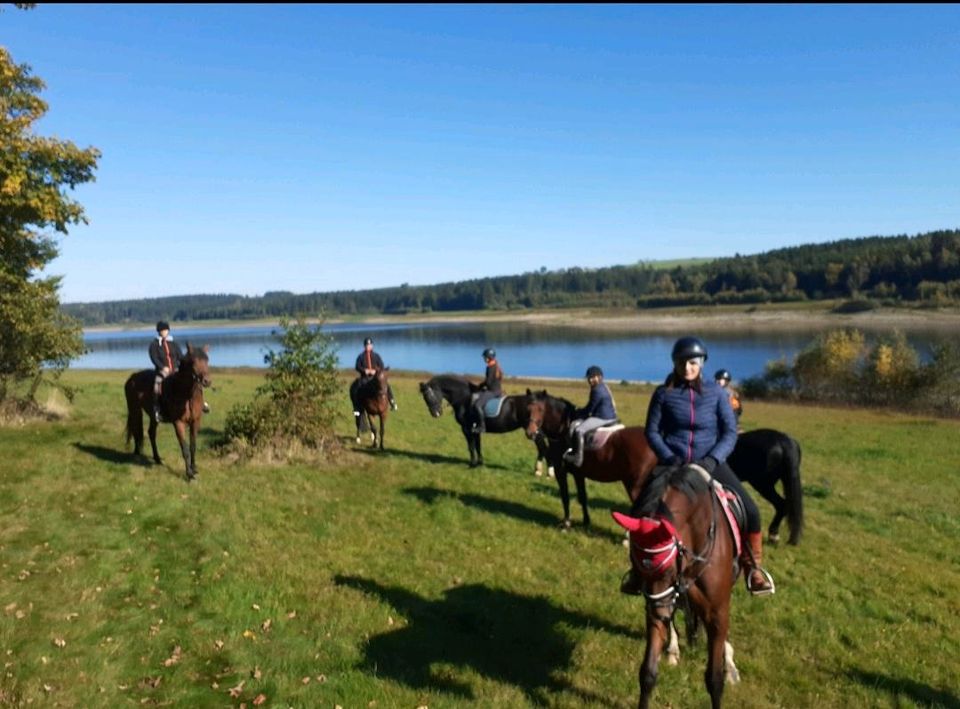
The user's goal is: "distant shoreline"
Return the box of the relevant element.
[82,304,960,334]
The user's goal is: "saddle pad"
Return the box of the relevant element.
[687,464,744,558]
[483,396,505,418]
[584,423,625,450]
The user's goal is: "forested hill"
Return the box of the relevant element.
[65,229,960,325]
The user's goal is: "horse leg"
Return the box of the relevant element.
[554,466,573,529]
[724,640,740,684]
[148,418,161,464]
[463,427,478,467]
[173,421,191,481]
[639,613,669,709]
[665,620,681,666]
[704,611,730,709]
[189,421,198,480]
[127,400,144,457]
[474,432,483,467]
[572,471,591,527]
[378,413,385,451]
[754,479,786,544]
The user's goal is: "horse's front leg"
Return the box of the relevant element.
[665,619,681,666]
[704,614,731,709]
[474,432,483,467]
[189,421,198,480]
[378,413,385,451]
[639,611,670,709]
[172,421,191,481]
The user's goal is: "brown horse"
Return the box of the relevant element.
[613,465,741,709]
[124,344,211,481]
[354,367,390,450]
[524,389,658,528]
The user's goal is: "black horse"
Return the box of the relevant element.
[419,374,546,469]
[727,428,804,545]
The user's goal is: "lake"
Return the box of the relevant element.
[76,320,958,383]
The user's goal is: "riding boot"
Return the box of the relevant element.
[619,566,644,596]
[744,531,775,596]
[563,431,584,468]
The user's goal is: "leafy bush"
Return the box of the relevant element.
[223,316,342,459]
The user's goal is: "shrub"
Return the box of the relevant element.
[223,315,342,460]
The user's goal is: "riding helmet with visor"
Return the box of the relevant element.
[715,369,732,382]
[363,337,373,346]
[482,348,496,361]
[585,365,603,379]
[156,321,170,333]
[671,336,708,363]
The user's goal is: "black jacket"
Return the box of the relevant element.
[478,360,503,396]
[355,350,385,377]
[149,336,183,372]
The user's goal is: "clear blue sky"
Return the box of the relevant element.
[6,4,960,303]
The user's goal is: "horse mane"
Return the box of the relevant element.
[529,389,575,417]
[633,465,711,518]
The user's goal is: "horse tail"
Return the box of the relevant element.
[782,435,804,545]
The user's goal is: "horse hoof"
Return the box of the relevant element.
[558,519,572,531]
[768,533,780,545]
[666,653,680,667]
[547,467,555,479]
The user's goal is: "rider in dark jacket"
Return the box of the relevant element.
[563,365,618,467]
[351,337,397,422]
[149,321,183,422]
[470,348,503,433]
[626,336,774,597]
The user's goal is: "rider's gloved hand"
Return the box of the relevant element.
[694,456,718,474]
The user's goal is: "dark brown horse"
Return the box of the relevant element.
[524,389,658,528]
[354,367,390,450]
[729,428,804,545]
[614,465,741,709]
[124,344,211,481]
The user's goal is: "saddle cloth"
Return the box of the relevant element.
[584,423,625,451]
[483,396,506,418]
[687,464,745,558]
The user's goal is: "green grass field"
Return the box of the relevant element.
[1,370,958,708]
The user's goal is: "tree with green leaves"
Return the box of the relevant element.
[0,46,99,404]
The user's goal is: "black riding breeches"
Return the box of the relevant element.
[711,461,761,534]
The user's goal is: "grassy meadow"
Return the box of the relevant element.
[1,369,959,708]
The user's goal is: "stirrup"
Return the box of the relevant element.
[746,568,776,596]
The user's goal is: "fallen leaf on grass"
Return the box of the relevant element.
[260,619,272,632]
[162,646,181,667]
[228,680,245,698]
[214,640,224,651]
[251,666,262,680]
[252,694,267,706]
[286,610,297,619]
[301,676,310,685]
[242,630,256,640]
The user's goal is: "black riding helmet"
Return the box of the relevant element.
[586,365,603,379]
[156,321,170,333]
[715,369,732,382]
[482,348,496,360]
[671,336,708,363]
[363,337,373,346]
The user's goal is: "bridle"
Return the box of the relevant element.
[634,493,720,623]
[421,382,444,417]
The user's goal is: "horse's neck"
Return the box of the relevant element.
[170,365,199,399]
[438,378,470,403]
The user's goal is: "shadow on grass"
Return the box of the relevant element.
[845,669,960,708]
[402,486,625,544]
[335,574,633,706]
[356,446,513,471]
[72,442,151,467]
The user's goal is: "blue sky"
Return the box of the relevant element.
[6,4,960,303]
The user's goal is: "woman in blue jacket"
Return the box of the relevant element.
[633,336,774,596]
[563,365,618,467]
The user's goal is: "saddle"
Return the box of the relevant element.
[687,464,746,558]
[583,422,624,451]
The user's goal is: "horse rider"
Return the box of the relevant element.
[563,365,618,468]
[351,337,397,424]
[623,336,775,596]
[149,321,183,423]
[715,368,743,421]
[470,348,503,433]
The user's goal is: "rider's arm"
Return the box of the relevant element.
[148,341,164,370]
[644,388,676,463]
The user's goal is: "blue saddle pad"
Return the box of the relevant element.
[483,396,505,418]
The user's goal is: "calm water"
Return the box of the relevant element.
[76,321,957,383]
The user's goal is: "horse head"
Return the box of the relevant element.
[524,389,556,441]
[419,380,443,418]
[185,343,212,388]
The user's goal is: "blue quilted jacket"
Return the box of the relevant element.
[644,377,738,464]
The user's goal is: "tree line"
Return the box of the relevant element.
[64,229,960,325]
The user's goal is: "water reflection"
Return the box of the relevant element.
[78,321,957,382]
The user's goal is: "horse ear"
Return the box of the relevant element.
[186,341,192,354]
[526,388,532,396]
[612,511,643,532]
